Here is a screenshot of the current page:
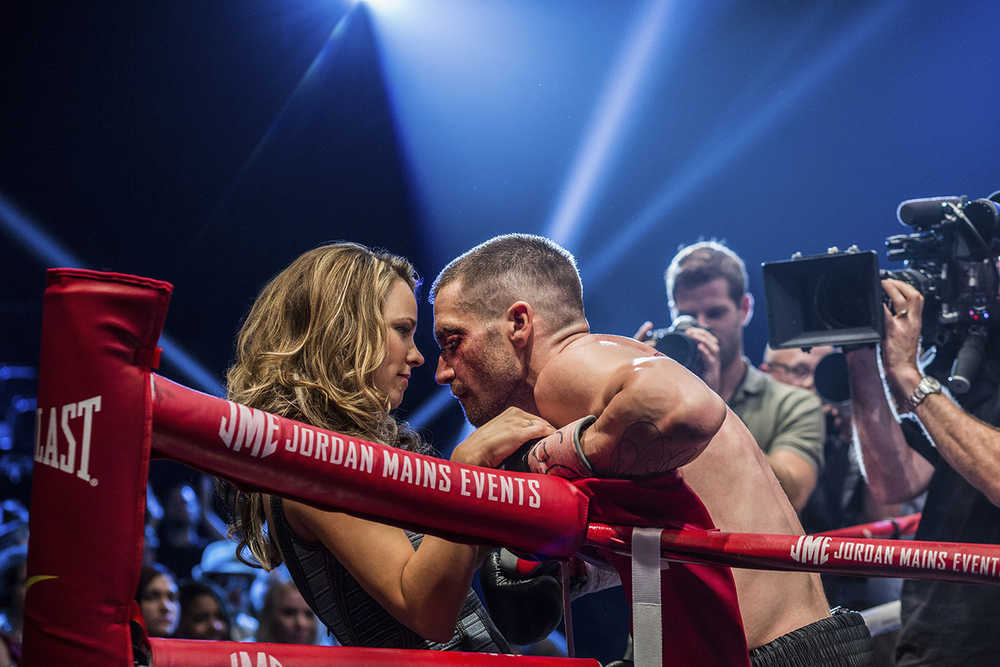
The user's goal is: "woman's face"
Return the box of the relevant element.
[272,586,317,645]
[374,279,424,409]
[178,592,228,640]
[140,573,179,637]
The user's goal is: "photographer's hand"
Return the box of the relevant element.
[683,326,722,394]
[633,321,654,342]
[880,278,924,405]
[863,277,1000,507]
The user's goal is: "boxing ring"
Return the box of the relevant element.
[23,269,1000,666]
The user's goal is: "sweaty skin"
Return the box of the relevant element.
[533,334,830,650]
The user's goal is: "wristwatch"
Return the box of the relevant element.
[904,375,942,413]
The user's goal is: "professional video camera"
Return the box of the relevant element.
[762,192,1000,393]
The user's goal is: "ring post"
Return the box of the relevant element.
[24,269,172,666]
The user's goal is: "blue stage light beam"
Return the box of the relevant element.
[584,0,904,283]
[545,0,672,249]
[357,0,400,14]
[205,7,357,224]
[0,191,82,269]
[0,191,227,397]
[154,336,227,398]
[406,386,456,430]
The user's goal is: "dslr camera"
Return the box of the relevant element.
[643,316,709,376]
[763,192,1000,393]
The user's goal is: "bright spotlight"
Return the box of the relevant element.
[358,0,399,14]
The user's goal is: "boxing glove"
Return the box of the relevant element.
[480,549,563,645]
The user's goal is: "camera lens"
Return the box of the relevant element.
[655,332,701,373]
[813,272,872,329]
[882,268,931,295]
[813,352,850,404]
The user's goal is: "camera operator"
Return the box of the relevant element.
[845,276,1000,665]
[763,345,868,533]
[637,241,824,511]
[763,345,906,611]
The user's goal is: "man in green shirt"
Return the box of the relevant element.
[637,241,824,511]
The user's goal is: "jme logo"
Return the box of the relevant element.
[229,652,282,667]
[218,401,279,459]
[33,396,102,487]
[789,535,832,566]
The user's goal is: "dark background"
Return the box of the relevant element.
[4,1,1000,661]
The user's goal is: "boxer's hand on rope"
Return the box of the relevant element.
[450,407,555,468]
[480,549,564,645]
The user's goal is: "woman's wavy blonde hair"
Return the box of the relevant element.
[223,242,426,569]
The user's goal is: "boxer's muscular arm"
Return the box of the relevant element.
[536,337,727,477]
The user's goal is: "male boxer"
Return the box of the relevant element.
[431,234,871,664]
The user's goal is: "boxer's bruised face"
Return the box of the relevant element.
[433,282,527,426]
[671,277,751,370]
[374,279,425,409]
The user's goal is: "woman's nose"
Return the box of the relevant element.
[408,343,424,367]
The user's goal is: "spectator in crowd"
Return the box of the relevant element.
[174,580,233,641]
[256,578,318,646]
[156,484,210,579]
[193,540,263,642]
[0,545,26,667]
[0,503,27,552]
[135,564,179,638]
[143,483,163,567]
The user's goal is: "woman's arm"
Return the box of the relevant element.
[281,501,480,642]
[276,408,554,642]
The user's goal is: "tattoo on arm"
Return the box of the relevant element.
[597,420,699,478]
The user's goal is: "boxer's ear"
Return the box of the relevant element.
[507,301,534,349]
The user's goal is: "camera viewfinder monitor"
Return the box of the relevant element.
[763,250,884,349]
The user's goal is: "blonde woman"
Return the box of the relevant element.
[255,577,317,645]
[224,243,552,651]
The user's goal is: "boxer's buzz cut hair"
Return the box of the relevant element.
[430,233,585,328]
[665,240,748,309]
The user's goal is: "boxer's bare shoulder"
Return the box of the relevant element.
[533,333,726,476]
[533,334,658,426]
